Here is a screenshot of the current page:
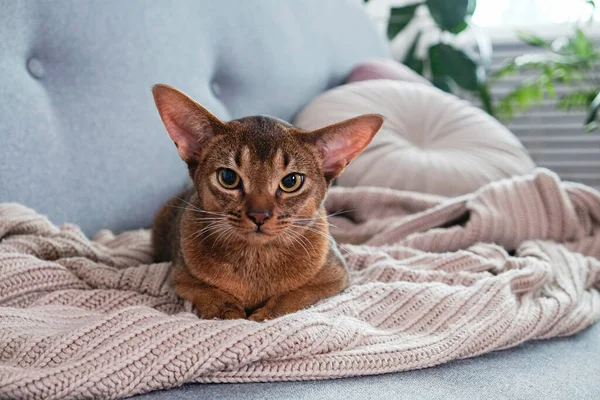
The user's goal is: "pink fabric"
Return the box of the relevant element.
[346,58,432,85]
[1,169,599,399]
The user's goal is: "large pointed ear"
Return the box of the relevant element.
[152,84,224,164]
[307,114,384,182]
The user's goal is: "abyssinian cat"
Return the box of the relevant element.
[151,84,383,321]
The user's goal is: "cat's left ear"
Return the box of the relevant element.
[152,84,224,164]
[308,114,384,182]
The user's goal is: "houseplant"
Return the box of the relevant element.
[492,1,600,132]
[378,0,495,115]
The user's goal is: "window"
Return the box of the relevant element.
[473,0,595,27]
[474,0,600,191]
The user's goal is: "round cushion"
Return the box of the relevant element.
[294,80,536,196]
[346,58,432,86]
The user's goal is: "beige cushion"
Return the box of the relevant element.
[294,80,536,196]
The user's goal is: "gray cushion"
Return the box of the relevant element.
[0,0,387,236]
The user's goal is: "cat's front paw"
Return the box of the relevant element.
[195,301,246,320]
[248,307,278,322]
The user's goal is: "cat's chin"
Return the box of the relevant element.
[243,230,277,244]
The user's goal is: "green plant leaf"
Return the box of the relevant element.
[466,0,477,16]
[570,28,595,58]
[559,90,598,110]
[403,31,424,74]
[432,76,453,93]
[477,83,495,116]
[516,31,552,48]
[496,80,551,121]
[491,52,589,86]
[585,91,600,124]
[426,0,470,33]
[587,0,595,9]
[544,79,556,99]
[429,44,478,90]
[496,97,515,122]
[494,23,600,129]
[491,60,519,79]
[387,4,421,39]
[447,21,468,34]
[584,121,598,132]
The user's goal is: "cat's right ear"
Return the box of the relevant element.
[152,84,223,163]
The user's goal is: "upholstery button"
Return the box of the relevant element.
[211,80,222,98]
[27,58,45,79]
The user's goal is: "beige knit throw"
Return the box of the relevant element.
[1,168,599,400]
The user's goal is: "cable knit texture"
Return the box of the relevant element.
[1,169,599,400]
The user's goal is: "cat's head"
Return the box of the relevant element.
[152,84,383,243]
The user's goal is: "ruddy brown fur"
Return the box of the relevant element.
[151,84,383,321]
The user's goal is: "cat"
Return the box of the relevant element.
[151,84,383,321]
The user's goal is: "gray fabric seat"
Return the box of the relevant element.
[1,1,598,399]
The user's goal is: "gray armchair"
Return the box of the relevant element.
[1,1,598,399]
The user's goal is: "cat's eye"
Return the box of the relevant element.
[279,173,304,193]
[217,168,241,189]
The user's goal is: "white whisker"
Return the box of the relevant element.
[184,220,222,242]
[211,226,235,253]
[290,224,335,243]
[173,197,227,217]
[293,219,337,230]
[282,228,311,260]
[221,227,238,250]
[200,222,230,244]
[287,227,316,252]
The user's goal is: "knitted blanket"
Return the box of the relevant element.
[1,169,599,400]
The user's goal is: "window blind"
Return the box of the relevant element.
[487,41,600,191]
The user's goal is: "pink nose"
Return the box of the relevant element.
[247,209,272,225]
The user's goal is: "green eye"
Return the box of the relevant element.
[279,173,304,193]
[217,169,240,189]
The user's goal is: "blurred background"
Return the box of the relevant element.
[364,0,600,191]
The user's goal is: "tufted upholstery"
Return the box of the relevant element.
[0,0,388,236]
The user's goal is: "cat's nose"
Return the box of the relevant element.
[247,209,272,225]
